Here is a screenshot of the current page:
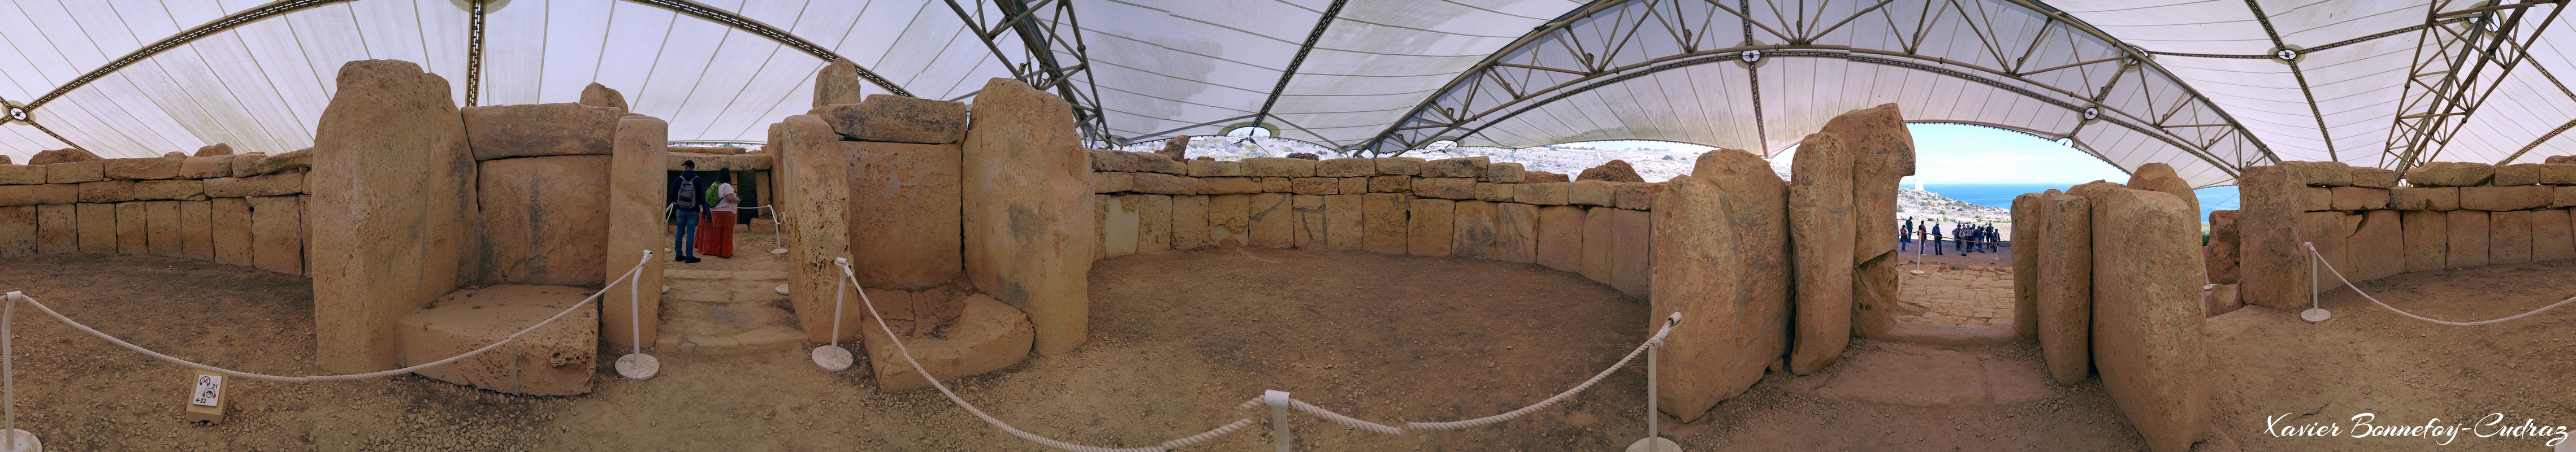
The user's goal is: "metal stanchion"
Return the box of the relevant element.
[616,251,661,380]
[813,258,856,372]
[2301,242,2331,323]
[1626,313,1682,452]
[1266,390,1292,452]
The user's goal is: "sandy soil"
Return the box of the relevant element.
[1,249,2568,451]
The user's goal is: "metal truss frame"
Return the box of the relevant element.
[2380,0,2568,167]
[1357,0,2276,179]
[944,0,1111,147]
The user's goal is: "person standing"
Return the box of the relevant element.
[1932,223,1946,255]
[670,160,705,263]
[698,167,741,258]
[1900,218,1913,252]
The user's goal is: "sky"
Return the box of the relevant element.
[1577,123,2136,185]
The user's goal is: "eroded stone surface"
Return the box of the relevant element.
[603,116,665,351]
[2036,191,2092,385]
[395,285,598,395]
[1407,198,1453,256]
[863,294,1034,393]
[2235,166,2306,311]
[2405,162,2493,187]
[309,60,477,373]
[2085,188,2207,452]
[845,142,964,289]
[461,103,621,160]
[959,79,1094,355]
[816,94,969,145]
[1787,132,1855,375]
[1648,149,1788,421]
[476,155,611,286]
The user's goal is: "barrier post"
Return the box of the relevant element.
[3,292,35,452]
[2301,242,2330,323]
[1265,390,1292,452]
[616,251,662,380]
[813,258,856,372]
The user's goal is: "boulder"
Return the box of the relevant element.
[2348,167,2400,188]
[2036,191,2093,385]
[308,60,480,373]
[813,58,867,108]
[2493,163,2542,186]
[816,94,969,145]
[103,157,181,180]
[26,148,102,166]
[461,103,621,160]
[2234,166,2306,311]
[959,79,1095,355]
[578,82,627,112]
[475,155,611,286]
[2447,210,2490,268]
[1247,193,1293,247]
[1157,135,1189,162]
[1360,193,1408,254]
[2401,210,2449,272]
[2460,185,2549,211]
[2490,210,2532,264]
[1536,205,1585,272]
[2085,188,2207,452]
[395,285,597,395]
[2532,209,2574,262]
[843,141,964,289]
[2405,162,2493,187]
[1207,194,1250,247]
[2205,210,2241,284]
[1647,149,1789,421]
[2551,155,2576,164]
[2278,161,2350,186]
[2205,284,2242,318]
[1406,198,1454,256]
[1577,159,1645,182]
[864,294,1034,392]
[35,203,73,255]
[45,161,102,184]
[1787,132,1856,375]
[2348,210,2404,281]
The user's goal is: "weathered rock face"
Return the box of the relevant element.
[773,115,860,344]
[863,294,1034,393]
[603,115,666,351]
[2490,210,2532,264]
[2125,163,2199,214]
[308,60,478,373]
[2533,209,2574,262]
[2405,162,2494,187]
[1208,194,1250,246]
[1577,159,1645,182]
[2085,188,2207,452]
[845,142,964,289]
[2036,191,2093,385]
[2495,163,2542,186]
[1648,149,1789,422]
[2460,185,2550,211]
[1407,198,1454,256]
[461,103,621,160]
[2235,166,2306,311]
[1787,132,1856,375]
[1361,193,1408,254]
[2205,210,2240,285]
[814,58,867,108]
[27,148,102,166]
[0,205,31,258]
[2279,161,2351,186]
[2012,193,2043,340]
[817,94,970,145]
[2448,210,2491,268]
[1157,134,1189,162]
[2401,210,2448,272]
[2348,167,2400,188]
[1821,104,1915,339]
[1535,205,1585,273]
[476,155,611,286]
[0,164,41,185]
[395,285,597,395]
[960,78,1094,356]
[2348,210,2405,280]
[105,157,181,180]
[193,143,234,157]
[243,147,313,176]
[1451,200,1500,259]
[579,82,628,112]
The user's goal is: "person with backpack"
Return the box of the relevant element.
[671,160,705,263]
[696,167,740,258]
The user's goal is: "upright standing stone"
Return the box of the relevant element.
[475,155,612,286]
[1451,200,1500,259]
[1324,194,1362,250]
[2086,188,2207,452]
[1536,205,1585,272]
[1171,195,1210,250]
[144,201,183,257]
[2204,210,2240,285]
[1608,208,1653,297]
[813,58,867,108]
[0,206,31,258]
[2447,210,2490,268]
[1136,194,1174,253]
[1292,194,1327,248]
[960,79,1094,355]
[1248,193,1294,248]
[1360,193,1408,254]
[116,202,146,255]
[2348,210,2404,281]
[2490,210,2532,264]
[1786,132,1856,375]
[2012,193,2044,340]
[1102,195,1140,257]
[249,195,302,275]
[1647,149,1790,421]
[2036,191,2093,385]
[211,198,251,266]
[76,203,115,254]
[843,141,964,289]
[1208,194,1250,247]
[773,115,861,344]
[180,201,213,260]
[1407,198,1454,256]
[2531,209,2573,262]
[604,116,666,351]
[35,203,73,255]
[2235,166,2307,311]
[1822,105,1915,338]
[1493,202,1538,263]
[308,60,478,373]
[2401,210,2448,272]
[1581,207,1615,284]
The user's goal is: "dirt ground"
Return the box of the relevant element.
[0,249,2568,451]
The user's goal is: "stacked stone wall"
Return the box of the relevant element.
[2224,159,2576,312]
[0,152,309,273]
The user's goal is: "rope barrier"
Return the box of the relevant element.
[2303,242,2575,326]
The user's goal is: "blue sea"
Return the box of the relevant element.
[1919,183,2241,222]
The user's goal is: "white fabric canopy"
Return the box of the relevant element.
[1,0,2568,188]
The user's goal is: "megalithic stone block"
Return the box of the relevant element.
[2401,210,2448,272]
[960,79,1094,356]
[1324,194,1363,250]
[36,203,74,255]
[2234,166,2307,311]
[604,115,668,351]
[76,202,115,254]
[0,206,31,258]
[309,60,478,373]
[2204,210,2240,285]
[1171,195,1211,250]
[475,155,612,286]
[1407,198,1454,257]
[1581,206,1614,284]
[116,202,146,255]
[1136,194,1174,254]
[1647,149,1789,422]
[1361,193,1408,254]
[2532,209,2574,262]
[145,201,183,257]
[2036,191,2092,385]
[1248,193,1294,248]
[2347,210,2404,281]
[2085,188,2207,452]
[2446,210,2490,268]
[843,141,965,289]
[773,115,861,344]
[249,195,302,276]
[2490,209,2532,264]
[1451,200,1499,259]
[1535,205,1585,272]
[180,200,213,260]
[2011,193,2044,340]
[1208,194,1251,247]
[1787,131,1856,375]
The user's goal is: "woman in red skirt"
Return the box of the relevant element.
[696,168,739,258]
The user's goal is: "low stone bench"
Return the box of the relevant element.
[395,285,598,395]
[863,293,1033,393]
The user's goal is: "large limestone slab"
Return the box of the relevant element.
[1786,132,1856,375]
[475,155,611,286]
[2532,209,2574,261]
[115,202,146,255]
[604,116,666,351]
[27,148,103,166]
[249,195,303,275]
[2299,212,2353,290]
[2490,210,2532,264]
[1536,205,1584,272]
[2348,210,2404,281]
[1324,194,1362,250]
[0,164,41,185]
[1581,207,1615,285]
[2495,163,2542,186]
[863,294,1034,393]
[959,79,1094,355]
[395,285,598,395]
[0,206,30,258]
[816,94,969,145]
[1136,194,1174,253]
[1361,193,1407,254]
[1646,149,1789,421]
[308,60,477,373]
[46,161,103,184]
[2447,210,2490,268]
[75,203,115,253]
[2405,162,2493,187]
[180,200,213,260]
[212,198,251,266]
[2328,187,2387,211]
[2401,210,2448,272]
[2205,210,2240,285]
[843,141,964,288]
[2036,191,2093,385]
[1247,193,1294,248]
[2012,193,2043,340]
[34,203,73,255]
[1101,195,1140,257]
[813,59,866,107]
[1171,195,1210,250]
[2460,185,2550,211]
[773,115,861,344]
[1406,198,1454,256]
[1492,202,1538,263]
[2278,161,2350,186]
[2235,166,2307,311]
[1208,194,1250,247]
[0,184,73,206]
[179,156,232,179]
[1451,200,1500,259]
[1292,195,1327,248]
[460,103,621,160]
[204,173,306,198]
[2085,188,2207,452]
[103,157,181,180]
[1826,105,1915,264]
[1607,208,1653,297]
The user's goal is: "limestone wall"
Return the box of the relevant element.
[1083,152,1659,297]
[0,153,309,273]
[2226,160,2576,312]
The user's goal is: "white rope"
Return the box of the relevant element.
[2304,242,2576,326]
[1,253,652,384]
[833,260,1258,452]
[1399,318,1674,431]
